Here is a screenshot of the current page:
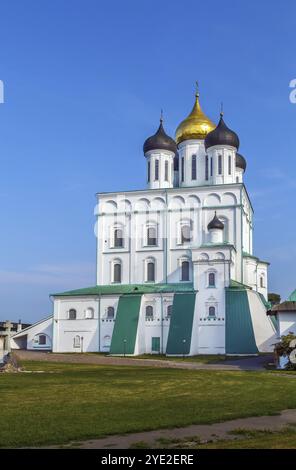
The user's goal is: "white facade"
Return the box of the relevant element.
[11,316,53,351]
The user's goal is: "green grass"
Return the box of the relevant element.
[1,361,296,448]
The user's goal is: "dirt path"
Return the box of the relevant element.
[14,350,273,371]
[52,409,296,449]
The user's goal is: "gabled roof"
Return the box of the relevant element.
[52,283,195,297]
[270,301,296,314]
[11,315,53,338]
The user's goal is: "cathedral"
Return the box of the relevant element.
[11,88,278,356]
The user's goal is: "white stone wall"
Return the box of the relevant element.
[96,184,250,287]
[145,150,175,189]
[278,312,296,336]
[11,316,53,351]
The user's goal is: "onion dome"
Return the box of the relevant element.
[143,115,177,156]
[208,212,224,230]
[175,90,215,145]
[236,152,247,172]
[205,113,239,150]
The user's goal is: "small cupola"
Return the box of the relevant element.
[205,113,239,150]
[208,212,224,231]
[236,152,247,172]
[143,116,177,156]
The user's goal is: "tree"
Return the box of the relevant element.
[268,292,281,306]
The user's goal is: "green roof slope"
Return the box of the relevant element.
[52,283,194,297]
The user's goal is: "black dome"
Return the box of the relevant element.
[208,212,224,231]
[205,115,239,150]
[143,120,178,155]
[236,152,246,171]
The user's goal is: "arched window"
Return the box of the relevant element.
[167,305,173,318]
[218,155,222,175]
[181,224,191,244]
[39,334,46,345]
[191,155,197,180]
[208,272,216,287]
[85,307,94,319]
[205,155,209,180]
[69,309,77,320]
[209,306,216,317]
[260,276,264,288]
[165,161,169,181]
[155,160,159,181]
[147,261,155,282]
[147,226,157,246]
[113,262,122,283]
[114,228,123,248]
[145,305,154,321]
[181,157,184,181]
[107,306,115,319]
[210,157,213,176]
[103,335,111,348]
[181,261,190,281]
[73,335,81,348]
[228,155,232,175]
[147,161,150,182]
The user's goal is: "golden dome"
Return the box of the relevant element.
[175,93,215,145]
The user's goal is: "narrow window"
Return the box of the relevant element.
[218,155,222,175]
[167,305,173,318]
[191,155,197,180]
[147,161,150,182]
[114,228,123,248]
[85,307,94,319]
[145,305,154,321]
[73,335,81,348]
[260,277,264,288]
[147,226,157,246]
[181,261,190,281]
[165,161,169,181]
[107,306,115,319]
[228,155,232,175]
[210,157,213,176]
[69,309,77,320]
[114,263,121,283]
[209,272,215,287]
[181,224,191,244]
[155,160,159,181]
[39,334,46,345]
[147,261,155,282]
[181,157,184,182]
[209,306,216,317]
[205,155,209,180]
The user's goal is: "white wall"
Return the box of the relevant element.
[11,317,53,351]
[278,312,296,336]
[96,184,248,287]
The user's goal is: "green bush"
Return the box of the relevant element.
[274,333,296,370]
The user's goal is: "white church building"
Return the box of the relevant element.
[11,89,277,356]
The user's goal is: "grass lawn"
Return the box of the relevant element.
[1,361,296,447]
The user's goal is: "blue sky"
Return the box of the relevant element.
[0,0,295,322]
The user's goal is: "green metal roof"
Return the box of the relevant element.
[288,289,296,301]
[228,279,252,290]
[52,283,194,297]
